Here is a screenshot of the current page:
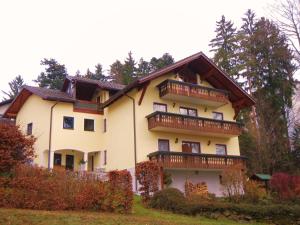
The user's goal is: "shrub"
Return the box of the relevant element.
[0,165,133,213]
[149,188,186,212]
[107,170,133,213]
[270,172,300,201]
[243,180,267,203]
[220,163,246,202]
[0,123,35,174]
[149,187,300,223]
[135,161,160,203]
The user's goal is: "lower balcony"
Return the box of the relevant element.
[148,151,246,170]
[146,111,242,138]
[73,100,103,114]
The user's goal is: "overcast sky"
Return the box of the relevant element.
[0,0,278,99]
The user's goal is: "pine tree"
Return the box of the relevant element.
[249,18,296,173]
[109,60,124,84]
[2,75,24,100]
[210,15,240,79]
[122,51,137,84]
[149,53,174,72]
[137,58,150,77]
[94,64,108,81]
[34,58,68,90]
[84,68,94,79]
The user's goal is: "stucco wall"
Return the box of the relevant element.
[16,95,105,168]
[168,169,223,196]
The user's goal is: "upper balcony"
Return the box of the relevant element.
[157,79,229,107]
[146,111,242,138]
[73,100,103,114]
[148,151,246,170]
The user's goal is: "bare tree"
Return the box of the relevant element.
[270,0,300,64]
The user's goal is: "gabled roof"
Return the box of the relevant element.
[101,51,255,109]
[62,76,125,91]
[4,85,75,118]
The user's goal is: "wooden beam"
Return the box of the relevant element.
[138,82,150,106]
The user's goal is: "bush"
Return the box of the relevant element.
[0,165,133,213]
[270,172,300,201]
[149,188,186,212]
[243,180,267,203]
[0,123,35,174]
[220,163,246,203]
[135,161,160,203]
[149,187,300,223]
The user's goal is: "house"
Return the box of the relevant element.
[4,52,255,196]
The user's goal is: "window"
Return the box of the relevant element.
[153,103,167,112]
[212,112,223,120]
[54,153,62,166]
[103,118,107,132]
[27,123,33,135]
[216,144,227,155]
[84,119,94,131]
[182,141,200,153]
[158,139,170,151]
[179,107,197,117]
[63,116,74,129]
[104,150,107,165]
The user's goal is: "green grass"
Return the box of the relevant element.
[0,196,266,225]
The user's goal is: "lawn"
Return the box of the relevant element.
[0,197,266,225]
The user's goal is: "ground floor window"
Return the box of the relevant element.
[54,153,62,166]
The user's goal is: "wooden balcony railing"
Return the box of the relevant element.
[157,79,229,106]
[146,111,242,137]
[73,100,103,114]
[148,151,246,169]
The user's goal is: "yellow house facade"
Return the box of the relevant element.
[4,52,255,196]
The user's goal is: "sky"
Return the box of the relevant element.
[0,0,278,99]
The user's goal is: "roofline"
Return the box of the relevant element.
[64,76,124,91]
[4,86,75,118]
[101,51,255,108]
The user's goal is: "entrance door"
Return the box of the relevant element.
[66,155,74,170]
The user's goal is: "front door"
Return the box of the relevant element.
[66,155,74,170]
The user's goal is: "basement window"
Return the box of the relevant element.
[27,123,33,135]
[63,116,74,129]
[84,119,94,131]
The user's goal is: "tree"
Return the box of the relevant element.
[136,58,150,77]
[291,123,300,170]
[210,15,240,79]
[2,75,24,100]
[122,51,137,84]
[270,0,300,64]
[34,58,68,90]
[248,18,296,173]
[94,63,108,81]
[84,68,94,79]
[149,53,174,72]
[0,123,35,174]
[109,60,124,84]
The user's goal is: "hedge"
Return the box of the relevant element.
[149,188,300,224]
[0,165,133,213]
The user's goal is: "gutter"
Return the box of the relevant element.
[48,102,58,169]
[125,94,138,192]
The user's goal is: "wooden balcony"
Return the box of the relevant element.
[148,151,246,170]
[157,79,229,107]
[146,111,242,138]
[73,100,103,114]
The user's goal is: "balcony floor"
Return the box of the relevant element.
[161,92,227,108]
[150,126,238,138]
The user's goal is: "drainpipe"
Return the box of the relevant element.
[48,102,58,169]
[125,94,138,192]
